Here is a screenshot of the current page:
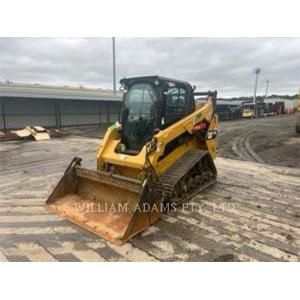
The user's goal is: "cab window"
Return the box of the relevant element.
[165,86,187,124]
[125,83,156,120]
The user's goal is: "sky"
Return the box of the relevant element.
[0,37,299,97]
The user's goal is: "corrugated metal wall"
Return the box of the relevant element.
[0,97,121,130]
[0,99,4,130]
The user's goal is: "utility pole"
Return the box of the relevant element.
[112,37,116,95]
[264,80,269,100]
[253,67,261,117]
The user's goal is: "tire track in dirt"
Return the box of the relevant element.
[245,136,264,163]
[231,135,264,163]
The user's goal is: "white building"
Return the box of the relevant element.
[265,97,297,114]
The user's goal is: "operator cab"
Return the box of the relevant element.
[119,76,195,153]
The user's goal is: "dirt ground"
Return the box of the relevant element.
[0,113,299,262]
[1,136,299,262]
[217,113,300,168]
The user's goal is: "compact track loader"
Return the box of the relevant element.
[46,76,218,245]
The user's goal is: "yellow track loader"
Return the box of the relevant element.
[46,76,218,245]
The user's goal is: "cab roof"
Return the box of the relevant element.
[120,76,194,91]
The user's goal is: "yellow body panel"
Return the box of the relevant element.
[97,97,217,180]
[242,109,255,118]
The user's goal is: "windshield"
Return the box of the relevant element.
[243,104,254,110]
[125,83,157,120]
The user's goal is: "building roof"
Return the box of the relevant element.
[265,97,295,102]
[217,100,243,106]
[0,82,122,102]
[196,98,243,106]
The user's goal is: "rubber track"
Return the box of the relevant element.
[157,149,217,206]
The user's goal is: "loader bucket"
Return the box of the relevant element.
[46,157,161,245]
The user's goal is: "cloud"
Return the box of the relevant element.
[0,37,299,97]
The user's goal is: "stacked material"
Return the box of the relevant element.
[13,126,50,141]
[0,126,63,142]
